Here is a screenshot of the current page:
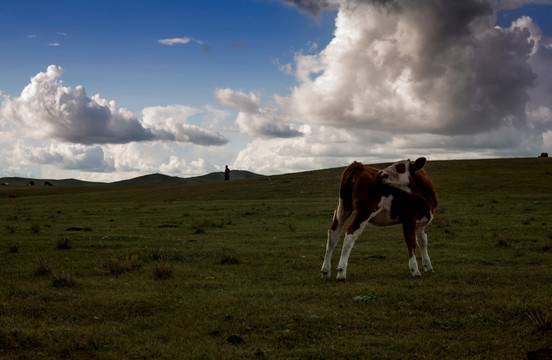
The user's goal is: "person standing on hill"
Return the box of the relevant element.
[224,165,230,181]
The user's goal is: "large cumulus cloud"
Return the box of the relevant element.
[1,65,228,146]
[287,0,551,137]
[231,0,552,174]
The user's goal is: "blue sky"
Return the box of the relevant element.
[1,0,552,181]
[0,1,335,110]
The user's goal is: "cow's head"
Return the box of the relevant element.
[377,157,426,193]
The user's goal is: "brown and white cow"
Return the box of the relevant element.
[321,158,438,280]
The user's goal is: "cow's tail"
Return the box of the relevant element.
[339,161,364,201]
[331,162,363,229]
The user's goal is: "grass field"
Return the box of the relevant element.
[1,158,552,359]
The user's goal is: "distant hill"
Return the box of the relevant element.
[111,170,262,186]
[0,177,105,187]
[0,170,262,187]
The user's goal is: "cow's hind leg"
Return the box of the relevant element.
[416,227,433,272]
[321,200,350,279]
[336,213,368,281]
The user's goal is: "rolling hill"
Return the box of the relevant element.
[0,170,262,187]
[111,170,261,185]
[0,177,104,187]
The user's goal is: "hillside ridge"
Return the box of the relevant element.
[0,170,262,187]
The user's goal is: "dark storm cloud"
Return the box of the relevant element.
[288,0,551,139]
[278,0,338,17]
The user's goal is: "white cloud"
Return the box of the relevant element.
[284,0,552,146]
[158,37,204,46]
[0,65,228,146]
[232,122,548,175]
[102,142,215,177]
[232,125,396,174]
[14,142,114,172]
[214,88,260,113]
[214,87,303,138]
[142,105,228,145]
[159,156,208,175]
[230,0,552,175]
[158,37,192,45]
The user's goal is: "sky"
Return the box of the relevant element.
[1,0,552,182]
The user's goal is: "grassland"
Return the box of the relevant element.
[1,158,551,359]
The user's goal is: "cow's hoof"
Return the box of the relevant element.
[321,271,331,280]
[336,268,346,281]
[337,277,347,282]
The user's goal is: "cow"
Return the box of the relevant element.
[321,157,438,280]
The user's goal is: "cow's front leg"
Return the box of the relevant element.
[408,251,421,278]
[404,221,421,277]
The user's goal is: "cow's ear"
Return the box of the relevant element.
[413,157,426,171]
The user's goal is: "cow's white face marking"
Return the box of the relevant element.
[378,160,412,193]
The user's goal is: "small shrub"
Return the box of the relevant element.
[496,239,510,248]
[126,252,142,269]
[52,270,77,288]
[144,247,183,262]
[226,335,244,345]
[153,260,173,279]
[148,247,166,261]
[522,217,535,225]
[35,258,53,276]
[97,253,142,277]
[55,235,72,250]
[0,328,41,350]
[218,250,240,265]
[527,309,552,332]
[191,218,225,234]
[30,224,41,234]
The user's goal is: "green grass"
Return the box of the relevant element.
[1,158,551,359]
